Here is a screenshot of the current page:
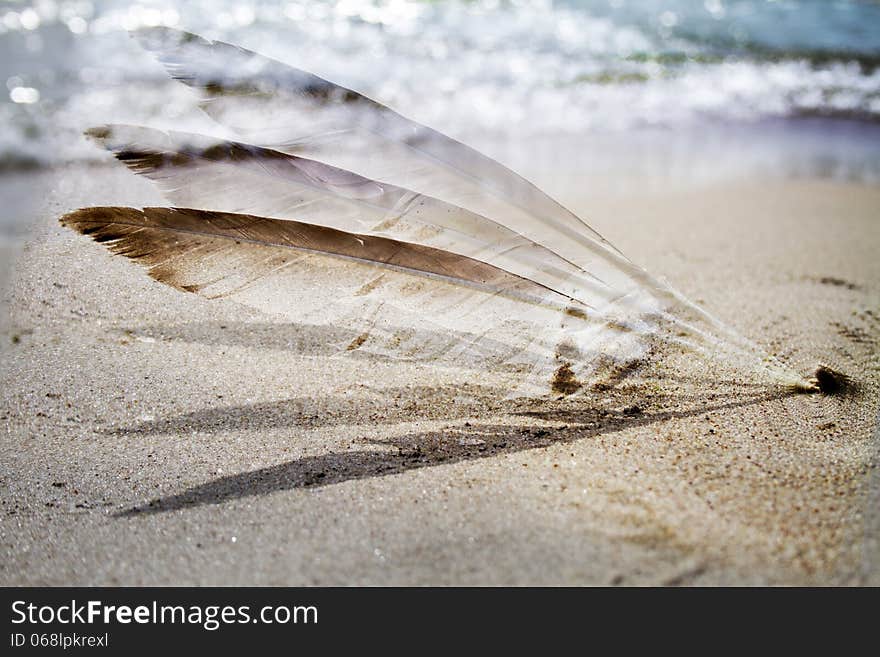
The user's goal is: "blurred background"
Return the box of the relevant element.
[2,0,880,258]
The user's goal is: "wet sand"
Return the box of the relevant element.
[0,164,878,585]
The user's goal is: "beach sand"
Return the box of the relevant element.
[0,163,878,585]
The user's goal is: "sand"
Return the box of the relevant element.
[0,163,878,585]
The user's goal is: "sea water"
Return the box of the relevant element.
[1,0,880,181]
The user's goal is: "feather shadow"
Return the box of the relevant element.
[115,389,794,516]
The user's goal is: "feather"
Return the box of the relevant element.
[60,205,557,302]
[83,123,789,381]
[132,26,628,272]
[129,28,798,374]
[56,29,810,395]
[60,206,639,391]
[85,124,611,306]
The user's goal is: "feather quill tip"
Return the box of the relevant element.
[780,366,856,395]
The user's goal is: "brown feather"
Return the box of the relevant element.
[60,206,572,307]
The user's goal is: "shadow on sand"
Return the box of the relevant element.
[115,386,794,517]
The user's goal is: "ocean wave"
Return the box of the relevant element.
[2,0,880,176]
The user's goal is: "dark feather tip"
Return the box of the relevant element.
[814,366,855,395]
